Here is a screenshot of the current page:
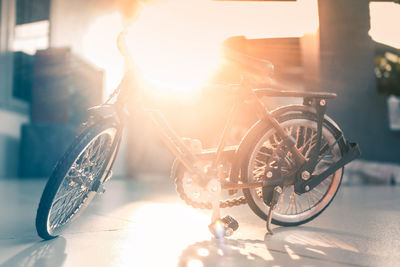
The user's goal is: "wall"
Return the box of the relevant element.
[318,0,400,162]
[0,109,28,177]
[0,0,29,178]
[301,32,320,92]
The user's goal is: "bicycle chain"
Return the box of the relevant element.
[174,171,248,210]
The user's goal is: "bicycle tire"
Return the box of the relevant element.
[35,120,119,239]
[242,112,345,226]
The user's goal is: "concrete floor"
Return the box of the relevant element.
[0,175,399,267]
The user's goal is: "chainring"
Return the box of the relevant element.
[172,159,247,210]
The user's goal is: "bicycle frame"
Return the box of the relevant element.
[105,72,314,192]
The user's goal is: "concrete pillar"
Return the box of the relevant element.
[318,0,400,162]
[300,32,320,92]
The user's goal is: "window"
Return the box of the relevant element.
[0,0,50,111]
[369,2,400,49]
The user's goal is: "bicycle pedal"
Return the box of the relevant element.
[221,215,239,231]
[208,215,239,238]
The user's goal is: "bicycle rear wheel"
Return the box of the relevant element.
[35,121,119,239]
[242,112,345,226]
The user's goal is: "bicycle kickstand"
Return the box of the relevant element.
[266,186,282,235]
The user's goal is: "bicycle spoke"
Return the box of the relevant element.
[306,191,312,210]
[272,134,281,146]
[277,191,284,212]
[298,132,318,154]
[48,132,113,231]
[257,150,273,157]
[247,118,343,226]
[295,194,303,213]
[312,187,323,199]
[293,194,298,214]
[295,126,302,148]
[52,187,80,206]
[285,126,294,136]
[254,158,266,166]
[286,188,295,214]
[308,190,318,204]
[315,136,343,166]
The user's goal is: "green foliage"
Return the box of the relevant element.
[375,52,400,96]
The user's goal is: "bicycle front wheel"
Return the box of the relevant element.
[35,121,119,239]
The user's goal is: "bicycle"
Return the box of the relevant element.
[35,32,360,240]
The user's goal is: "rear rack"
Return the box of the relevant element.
[254,88,337,99]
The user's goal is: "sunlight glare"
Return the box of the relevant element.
[116,203,211,267]
[285,232,359,253]
[284,244,301,260]
[125,0,318,99]
[81,0,319,101]
[369,2,400,48]
[187,259,204,267]
[197,248,210,257]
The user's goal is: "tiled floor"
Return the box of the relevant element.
[0,176,399,267]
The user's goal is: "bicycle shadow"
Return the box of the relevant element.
[178,226,374,267]
[0,237,67,267]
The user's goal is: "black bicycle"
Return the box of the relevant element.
[35,32,360,240]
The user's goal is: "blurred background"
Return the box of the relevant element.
[0,0,399,184]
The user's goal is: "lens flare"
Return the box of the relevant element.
[125,0,223,98]
[82,0,319,101]
[124,0,319,100]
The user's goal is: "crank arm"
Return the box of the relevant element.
[295,141,361,194]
